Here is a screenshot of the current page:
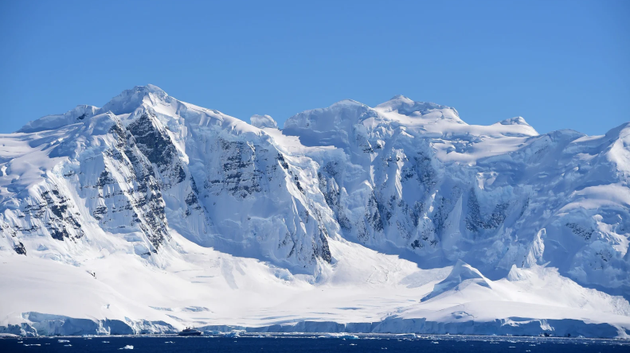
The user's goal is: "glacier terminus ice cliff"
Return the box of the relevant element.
[1,85,629,338]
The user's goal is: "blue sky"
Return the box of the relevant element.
[0,0,628,135]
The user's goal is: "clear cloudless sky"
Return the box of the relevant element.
[0,0,628,134]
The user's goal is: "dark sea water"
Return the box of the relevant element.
[1,334,628,352]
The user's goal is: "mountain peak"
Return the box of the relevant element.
[329,98,364,107]
[143,83,166,94]
[100,84,170,115]
[17,84,172,133]
[18,104,99,133]
[250,114,278,129]
[376,95,454,117]
[498,116,530,126]
[388,94,415,103]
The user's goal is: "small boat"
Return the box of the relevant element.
[178,327,202,336]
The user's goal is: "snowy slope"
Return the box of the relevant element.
[1,85,629,337]
[283,95,630,294]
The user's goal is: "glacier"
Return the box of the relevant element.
[1,85,629,338]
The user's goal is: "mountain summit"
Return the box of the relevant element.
[100,84,169,115]
[1,85,629,337]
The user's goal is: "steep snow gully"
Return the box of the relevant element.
[1,85,629,337]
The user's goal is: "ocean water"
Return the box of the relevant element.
[1,335,628,352]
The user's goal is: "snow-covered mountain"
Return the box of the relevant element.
[1,85,629,338]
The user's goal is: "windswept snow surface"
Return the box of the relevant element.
[1,86,629,338]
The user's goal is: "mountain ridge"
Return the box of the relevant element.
[1,84,629,337]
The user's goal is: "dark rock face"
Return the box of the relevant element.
[39,189,83,242]
[204,139,265,199]
[318,167,351,231]
[128,114,187,187]
[89,119,172,251]
[316,229,332,263]
[187,132,334,268]
[466,189,509,234]
[566,222,594,240]
[0,184,83,245]
[14,241,26,255]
